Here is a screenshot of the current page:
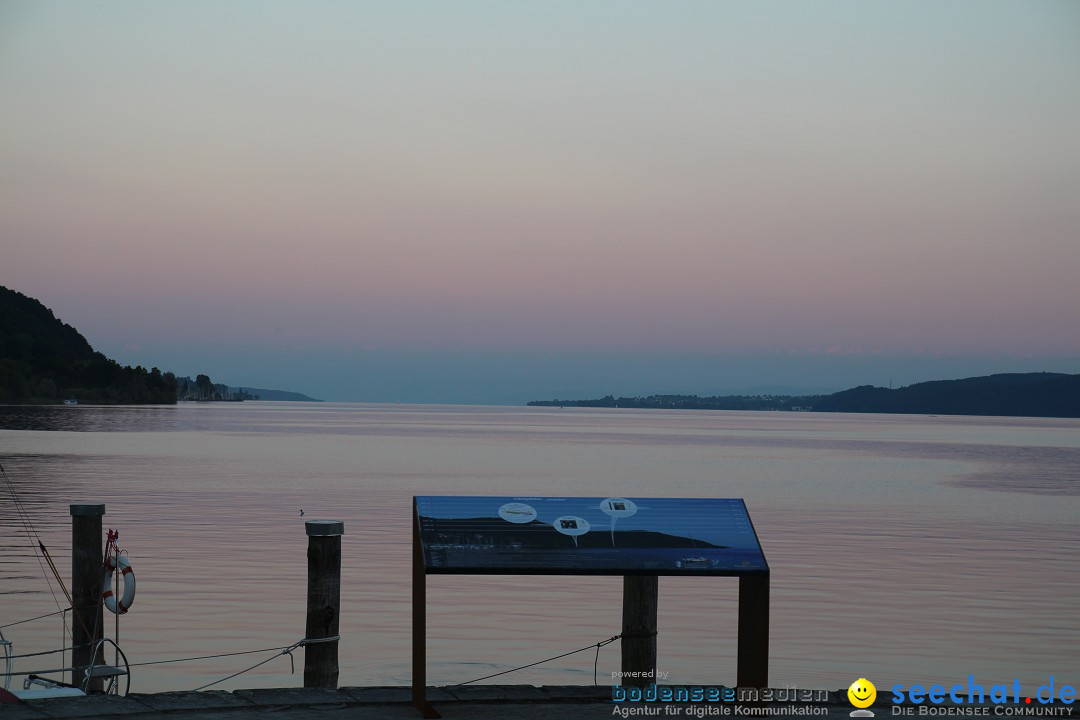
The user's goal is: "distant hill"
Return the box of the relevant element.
[0,286,176,404]
[811,373,1080,417]
[235,387,322,402]
[529,372,1080,419]
[529,393,813,412]
[174,376,322,402]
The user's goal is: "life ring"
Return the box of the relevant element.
[103,554,135,614]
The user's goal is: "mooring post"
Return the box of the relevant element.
[621,575,658,687]
[70,503,105,692]
[304,520,343,689]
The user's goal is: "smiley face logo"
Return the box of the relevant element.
[848,678,876,709]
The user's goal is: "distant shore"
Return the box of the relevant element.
[528,372,1080,419]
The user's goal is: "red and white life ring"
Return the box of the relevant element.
[103,554,135,614]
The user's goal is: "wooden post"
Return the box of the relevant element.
[736,573,769,689]
[70,504,105,693]
[303,520,343,689]
[621,575,658,687]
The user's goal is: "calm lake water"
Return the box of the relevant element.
[1,403,1078,694]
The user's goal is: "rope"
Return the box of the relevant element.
[1,666,69,678]
[38,542,73,611]
[128,644,301,667]
[0,636,341,681]
[0,608,72,630]
[0,464,70,626]
[191,635,340,692]
[593,640,604,685]
[191,648,296,692]
[79,532,118,692]
[2,642,97,661]
[5,633,617,689]
[1,462,74,685]
[449,633,621,687]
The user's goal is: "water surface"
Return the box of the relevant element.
[1,403,1077,694]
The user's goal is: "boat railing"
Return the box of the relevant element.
[81,637,130,696]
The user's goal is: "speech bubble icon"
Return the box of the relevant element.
[553,516,590,547]
[600,498,638,546]
[498,502,537,524]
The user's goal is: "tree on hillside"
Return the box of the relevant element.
[195,373,213,400]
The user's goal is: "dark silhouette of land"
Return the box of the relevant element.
[529,373,1080,418]
[0,286,319,404]
[0,286,176,404]
[174,376,321,402]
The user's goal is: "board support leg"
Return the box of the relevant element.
[737,573,769,690]
[413,500,440,718]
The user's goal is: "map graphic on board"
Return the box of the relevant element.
[415,496,768,576]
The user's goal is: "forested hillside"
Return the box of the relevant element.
[0,286,177,404]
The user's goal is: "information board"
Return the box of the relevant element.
[414,496,767,576]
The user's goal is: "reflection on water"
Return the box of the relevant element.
[1,403,1078,694]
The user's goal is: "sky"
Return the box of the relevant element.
[2,1,1079,404]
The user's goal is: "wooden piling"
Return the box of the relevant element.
[70,504,105,692]
[303,520,343,689]
[621,575,658,687]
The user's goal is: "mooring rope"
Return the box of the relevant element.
[128,644,304,667]
[191,635,341,691]
[449,633,621,688]
[1,641,97,662]
[81,531,114,692]
[3,633,621,690]
[0,666,69,678]
[1,462,74,686]
[0,464,70,627]
[0,608,72,631]
[0,636,342,682]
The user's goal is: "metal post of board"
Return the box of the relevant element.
[621,575,658,687]
[304,520,343,689]
[71,503,105,693]
[736,573,769,689]
[412,500,440,718]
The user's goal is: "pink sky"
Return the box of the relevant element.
[2,2,1078,401]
